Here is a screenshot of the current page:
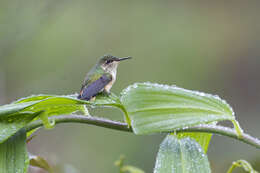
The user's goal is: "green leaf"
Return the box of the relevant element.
[15,93,121,108]
[14,95,54,103]
[19,96,88,128]
[0,95,86,143]
[177,132,213,153]
[86,93,131,125]
[0,93,124,142]
[227,160,259,173]
[0,111,41,143]
[21,96,86,115]
[29,154,54,173]
[177,122,217,153]
[17,93,126,124]
[17,94,124,128]
[12,93,122,118]
[120,82,235,135]
[0,128,29,173]
[154,135,211,173]
[90,92,122,106]
[0,101,41,119]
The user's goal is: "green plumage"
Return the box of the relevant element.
[81,65,111,91]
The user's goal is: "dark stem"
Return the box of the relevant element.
[25,115,260,149]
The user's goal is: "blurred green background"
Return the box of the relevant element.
[0,0,260,172]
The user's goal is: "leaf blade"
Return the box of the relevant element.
[120,82,235,135]
[0,128,28,173]
[154,135,211,173]
[0,93,121,143]
[0,112,41,143]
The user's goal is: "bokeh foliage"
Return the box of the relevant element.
[0,0,260,172]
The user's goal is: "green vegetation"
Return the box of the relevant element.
[0,82,259,172]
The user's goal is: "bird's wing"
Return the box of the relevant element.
[78,73,112,100]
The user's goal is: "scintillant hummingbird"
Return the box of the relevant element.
[78,55,132,101]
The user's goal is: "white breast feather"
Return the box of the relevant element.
[104,66,117,92]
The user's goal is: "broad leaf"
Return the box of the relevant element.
[16,93,125,125]
[15,95,54,103]
[0,101,41,119]
[0,129,29,173]
[15,93,121,107]
[0,112,41,143]
[16,95,88,116]
[154,135,211,173]
[13,93,122,117]
[177,132,213,153]
[177,122,217,153]
[120,82,235,135]
[0,93,123,142]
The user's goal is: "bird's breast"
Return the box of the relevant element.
[104,70,116,92]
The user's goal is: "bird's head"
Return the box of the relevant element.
[98,54,132,73]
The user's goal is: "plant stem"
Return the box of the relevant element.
[26,115,131,132]
[25,115,260,149]
[226,160,258,173]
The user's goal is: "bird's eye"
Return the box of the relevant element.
[106,60,113,64]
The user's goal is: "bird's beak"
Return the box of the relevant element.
[116,56,132,61]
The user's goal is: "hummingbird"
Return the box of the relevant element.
[78,54,132,101]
